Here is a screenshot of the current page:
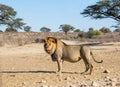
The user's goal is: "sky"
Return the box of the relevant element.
[0,0,116,32]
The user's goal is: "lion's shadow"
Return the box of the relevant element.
[0,70,79,74]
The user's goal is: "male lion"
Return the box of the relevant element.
[44,37,103,75]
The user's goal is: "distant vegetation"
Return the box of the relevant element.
[81,0,120,28]
[59,24,75,35]
[0,0,120,38]
[0,32,119,47]
[40,27,51,32]
[0,4,31,32]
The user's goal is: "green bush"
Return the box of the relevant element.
[5,28,18,32]
[0,30,3,32]
[95,30,103,35]
[78,32,87,38]
[99,27,111,33]
[87,30,103,38]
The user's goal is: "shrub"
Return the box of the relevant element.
[99,27,111,33]
[78,32,87,38]
[87,30,103,38]
[87,30,96,38]
[0,30,3,32]
[95,30,103,35]
[5,28,18,32]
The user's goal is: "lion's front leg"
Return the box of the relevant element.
[56,59,63,76]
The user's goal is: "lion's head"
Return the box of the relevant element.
[44,37,57,55]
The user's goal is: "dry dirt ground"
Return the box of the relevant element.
[0,42,120,87]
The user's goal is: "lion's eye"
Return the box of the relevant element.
[52,40,55,43]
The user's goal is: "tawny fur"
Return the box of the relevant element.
[44,37,103,75]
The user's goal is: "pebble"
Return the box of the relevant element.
[91,81,99,87]
[40,80,47,84]
[116,83,120,86]
[40,85,48,87]
[111,78,117,82]
[105,76,110,79]
[64,76,71,81]
[103,69,110,73]
[69,84,76,87]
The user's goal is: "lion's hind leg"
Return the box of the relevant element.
[81,62,89,74]
[80,46,93,75]
[86,63,93,75]
[81,63,93,75]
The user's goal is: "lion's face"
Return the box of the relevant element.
[44,37,57,55]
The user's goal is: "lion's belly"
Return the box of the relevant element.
[63,49,81,63]
[63,57,80,63]
[62,46,81,63]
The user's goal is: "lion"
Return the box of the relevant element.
[44,37,103,75]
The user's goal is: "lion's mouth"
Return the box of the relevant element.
[47,50,51,53]
[45,48,51,54]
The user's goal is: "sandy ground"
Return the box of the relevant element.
[0,42,120,87]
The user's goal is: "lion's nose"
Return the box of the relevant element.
[45,43,50,48]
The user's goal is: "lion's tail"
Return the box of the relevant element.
[90,51,103,63]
